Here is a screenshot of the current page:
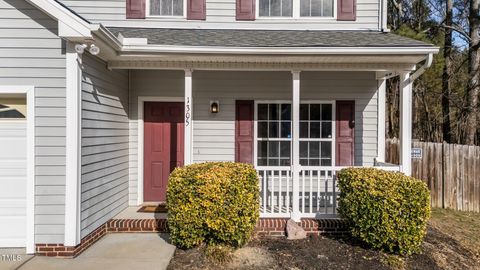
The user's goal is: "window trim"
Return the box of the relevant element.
[254,100,336,170]
[146,0,187,19]
[256,0,337,20]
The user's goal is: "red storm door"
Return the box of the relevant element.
[144,102,184,202]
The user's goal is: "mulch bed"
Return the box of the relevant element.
[167,225,480,270]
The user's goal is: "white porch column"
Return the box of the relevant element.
[399,72,413,176]
[184,69,193,165]
[291,71,301,222]
[376,79,386,162]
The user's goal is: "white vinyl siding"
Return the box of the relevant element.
[128,70,378,204]
[80,54,129,238]
[58,0,381,30]
[0,0,66,244]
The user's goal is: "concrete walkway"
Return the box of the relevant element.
[19,233,175,270]
[0,248,34,270]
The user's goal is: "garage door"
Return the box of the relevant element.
[0,99,27,247]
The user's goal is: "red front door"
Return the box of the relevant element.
[144,102,184,202]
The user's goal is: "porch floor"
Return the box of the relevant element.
[114,206,168,219]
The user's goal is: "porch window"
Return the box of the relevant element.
[299,103,333,166]
[257,103,292,166]
[149,0,184,16]
[256,102,333,167]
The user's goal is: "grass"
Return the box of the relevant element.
[429,208,480,257]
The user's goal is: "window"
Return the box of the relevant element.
[149,0,183,16]
[0,98,26,119]
[257,103,292,166]
[300,0,334,17]
[258,0,334,18]
[299,103,333,166]
[256,102,333,167]
[259,0,292,17]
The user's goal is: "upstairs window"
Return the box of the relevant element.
[149,0,184,16]
[259,0,293,17]
[300,0,334,17]
[258,0,335,18]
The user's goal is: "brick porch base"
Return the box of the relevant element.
[36,218,347,257]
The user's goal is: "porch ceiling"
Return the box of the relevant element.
[106,54,428,71]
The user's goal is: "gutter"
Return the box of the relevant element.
[119,45,440,55]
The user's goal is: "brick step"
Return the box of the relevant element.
[36,218,348,258]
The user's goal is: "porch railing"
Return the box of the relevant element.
[257,166,338,218]
[257,165,400,219]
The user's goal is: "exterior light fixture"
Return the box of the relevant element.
[75,44,87,54]
[89,44,100,55]
[210,100,219,113]
[74,43,100,55]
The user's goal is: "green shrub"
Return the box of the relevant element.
[337,168,431,255]
[167,162,260,249]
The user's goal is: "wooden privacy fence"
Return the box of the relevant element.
[386,138,480,212]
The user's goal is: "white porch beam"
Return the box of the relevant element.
[184,69,193,165]
[376,79,386,162]
[291,71,301,222]
[399,72,413,176]
[65,42,82,246]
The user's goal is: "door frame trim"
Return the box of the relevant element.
[137,96,184,205]
[0,85,35,253]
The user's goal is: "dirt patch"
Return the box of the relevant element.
[228,247,275,269]
[168,209,480,270]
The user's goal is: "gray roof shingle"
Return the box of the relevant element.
[107,28,433,48]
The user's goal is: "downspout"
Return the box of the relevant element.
[405,53,434,84]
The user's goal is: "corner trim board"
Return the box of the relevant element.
[65,43,82,246]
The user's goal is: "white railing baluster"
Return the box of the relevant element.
[286,170,290,213]
[317,170,320,213]
[270,170,274,214]
[325,171,328,214]
[262,171,266,214]
[278,171,282,213]
[332,170,336,215]
[301,170,305,214]
[309,170,313,214]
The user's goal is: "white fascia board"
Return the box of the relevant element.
[26,0,91,38]
[120,45,440,55]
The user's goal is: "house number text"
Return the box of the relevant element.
[185,97,191,127]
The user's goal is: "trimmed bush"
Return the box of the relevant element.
[337,168,431,255]
[167,162,260,249]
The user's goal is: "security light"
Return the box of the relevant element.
[74,44,87,54]
[89,44,100,55]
